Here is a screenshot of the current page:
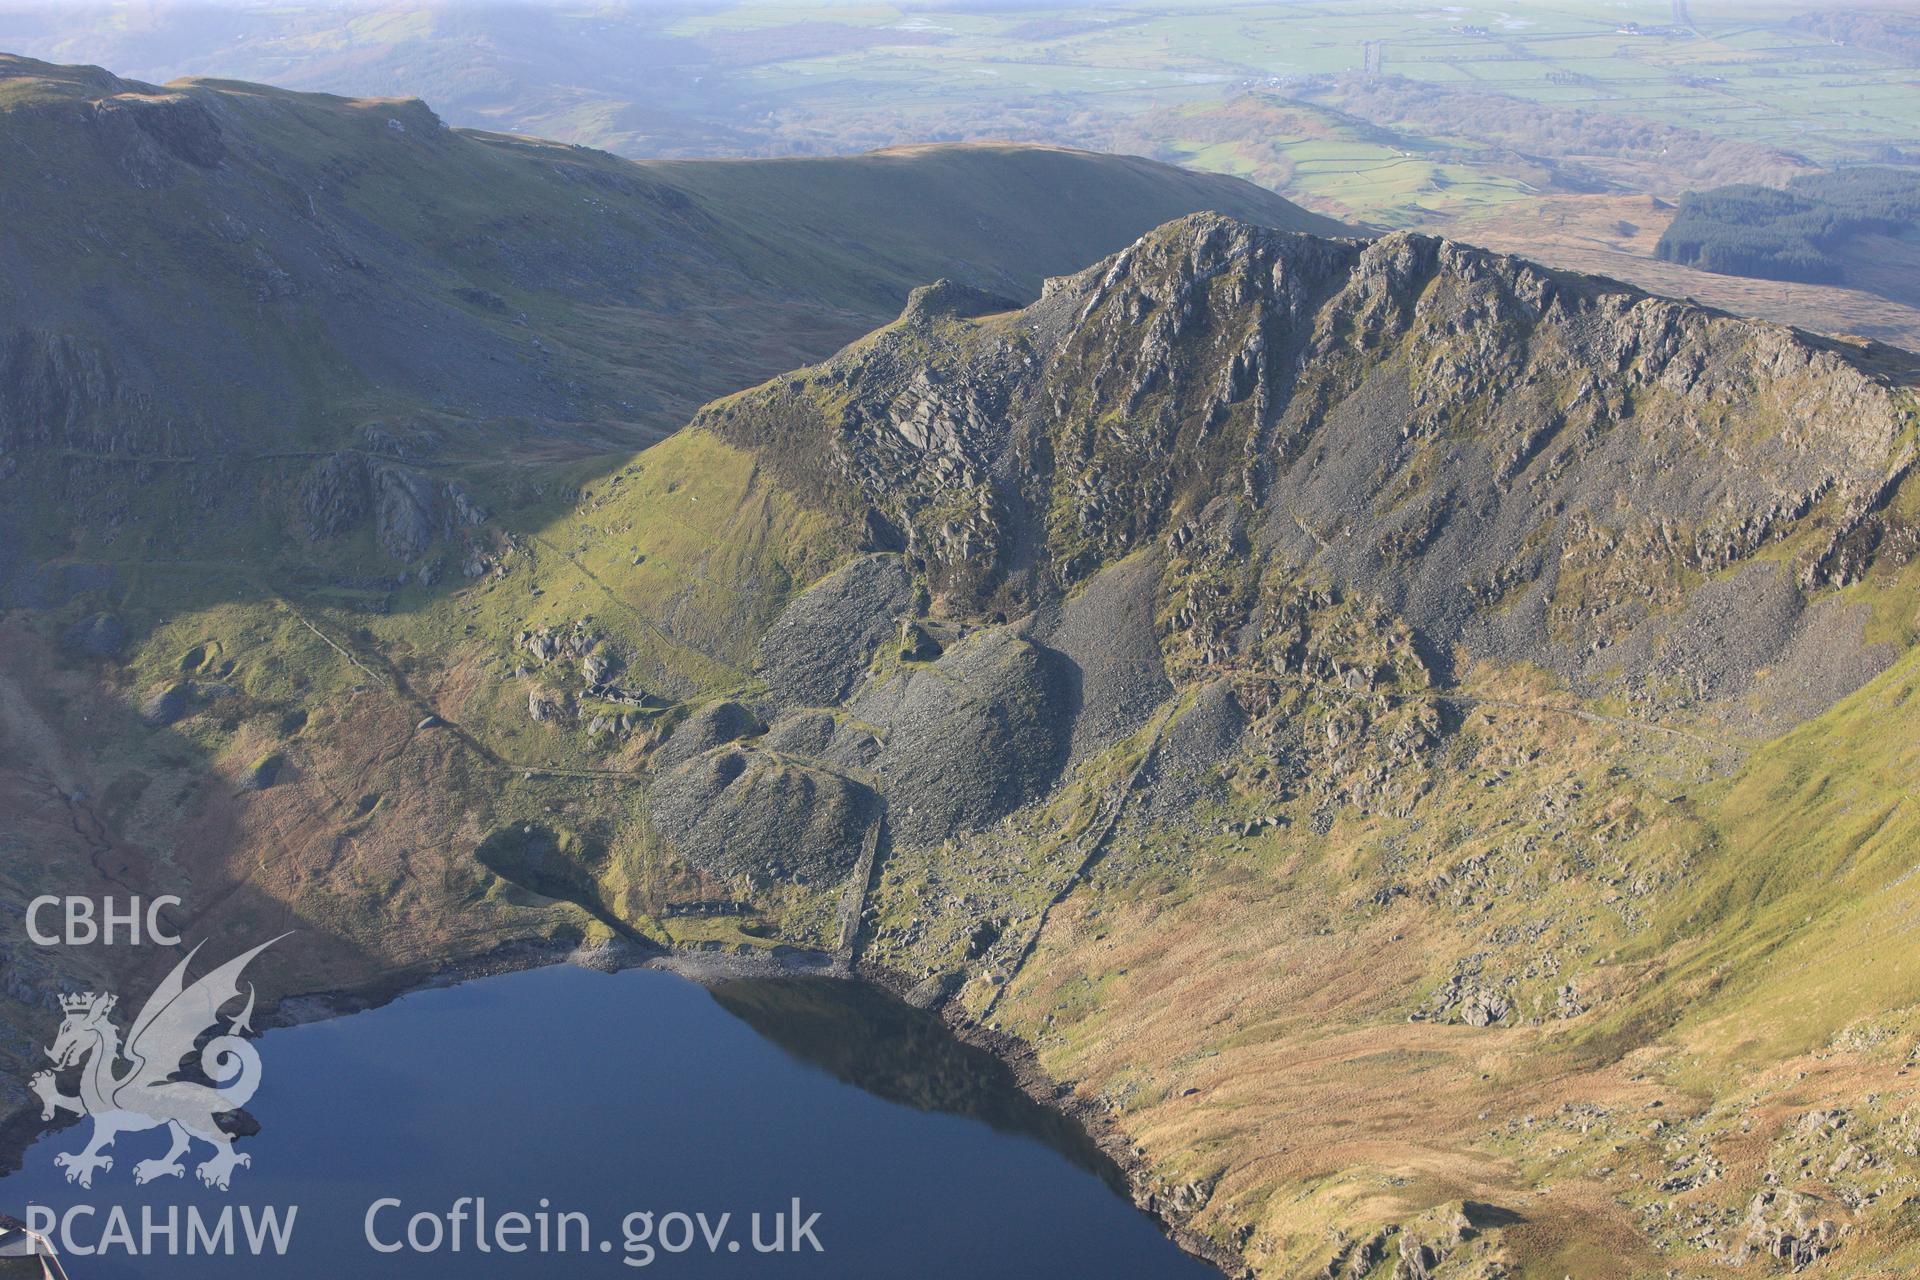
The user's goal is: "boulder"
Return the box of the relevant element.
[527,686,570,724]
[239,752,284,791]
[1739,1190,1840,1271]
[1461,989,1510,1027]
[140,682,192,727]
[898,620,942,662]
[582,649,618,686]
[1393,1235,1439,1280]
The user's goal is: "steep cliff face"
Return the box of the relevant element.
[682,220,1916,955]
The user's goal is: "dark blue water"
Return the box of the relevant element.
[0,965,1215,1279]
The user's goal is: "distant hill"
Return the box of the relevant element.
[0,53,1344,460]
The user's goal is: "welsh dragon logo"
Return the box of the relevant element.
[30,937,285,1191]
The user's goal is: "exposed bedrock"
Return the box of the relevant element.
[709,214,1915,727]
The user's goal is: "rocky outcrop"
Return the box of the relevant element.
[90,91,226,175]
[298,454,369,538]
[654,219,1916,971]
[371,464,437,562]
[521,621,599,666]
[1739,1190,1842,1271]
[297,452,488,562]
[899,278,1021,327]
[0,328,179,453]
[707,212,1916,727]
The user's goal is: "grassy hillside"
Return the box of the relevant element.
[648,143,1348,299]
[15,3,1920,350]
